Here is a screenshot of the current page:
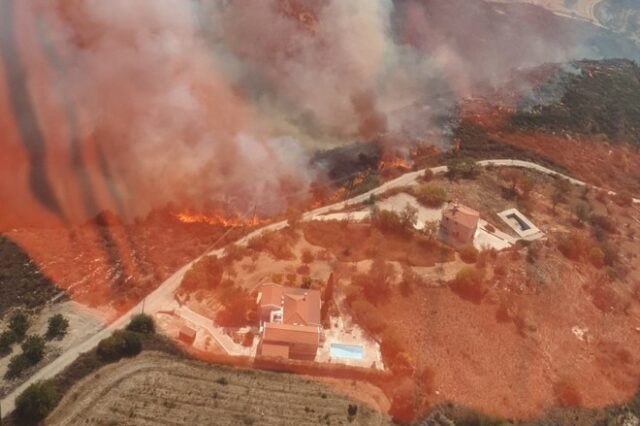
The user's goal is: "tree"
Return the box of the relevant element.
[557,233,583,261]
[501,168,521,197]
[215,285,257,327]
[97,330,142,362]
[126,313,156,334]
[21,335,45,364]
[15,380,58,425]
[6,354,29,378]
[421,221,439,240]
[574,201,591,225]
[321,274,335,323]
[0,330,16,355]
[46,314,69,339]
[347,404,359,419]
[552,178,571,211]
[301,276,313,289]
[9,311,29,342]
[446,157,479,180]
[458,245,479,264]
[415,184,447,208]
[358,258,395,304]
[181,255,224,291]
[450,267,486,303]
[400,265,425,297]
[400,203,418,229]
[371,209,409,235]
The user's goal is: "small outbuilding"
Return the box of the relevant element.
[439,202,480,247]
[178,325,197,346]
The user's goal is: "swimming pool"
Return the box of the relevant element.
[329,343,364,360]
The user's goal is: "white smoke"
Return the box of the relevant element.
[2,0,617,225]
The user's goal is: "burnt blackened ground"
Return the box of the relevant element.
[311,142,382,183]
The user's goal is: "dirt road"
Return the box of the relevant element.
[1,158,636,418]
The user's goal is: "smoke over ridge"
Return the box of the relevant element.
[0,0,634,227]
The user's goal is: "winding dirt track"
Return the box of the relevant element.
[1,158,637,418]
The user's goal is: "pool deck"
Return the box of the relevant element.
[497,208,544,240]
[317,315,385,369]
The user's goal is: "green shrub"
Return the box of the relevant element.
[47,314,69,339]
[15,381,58,425]
[126,313,155,334]
[9,311,29,342]
[371,208,402,233]
[557,233,583,261]
[459,245,479,264]
[21,335,45,364]
[574,201,591,224]
[97,330,142,362]
[0,329,16,355]
[181,255,224,291]
[446,157,479,180]
[415,184,447,208]
[215,285,258,328]
[450,267,486,303]
[348,403,359,418]
[6,353,29,378]
[589,214,617,234]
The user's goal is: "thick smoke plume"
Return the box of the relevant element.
[0,0,630,228]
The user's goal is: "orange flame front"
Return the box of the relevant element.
[175,210,269,228]
[378,157,412,172]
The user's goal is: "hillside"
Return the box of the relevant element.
[512,59,640,145]
[596,0,640,46]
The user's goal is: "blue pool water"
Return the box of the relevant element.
[330,343,364,360]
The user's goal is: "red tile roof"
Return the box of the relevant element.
[262,323,319,346]
[259,283,283,307]
[443,203,480,229]
[283,289,321,326]
[258,284,321,326]
[178,326,196,344]
[260,342,290,358]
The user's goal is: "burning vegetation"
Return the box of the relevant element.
[175,210,270,228]
[2,0,640,425]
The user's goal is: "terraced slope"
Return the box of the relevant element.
[47,352,391,426]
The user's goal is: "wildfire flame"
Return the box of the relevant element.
[378,157,412,172]
[175,210,268,228]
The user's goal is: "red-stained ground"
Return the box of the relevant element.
[377,257,640,419]
[3,215,247,320]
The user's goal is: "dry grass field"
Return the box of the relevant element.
[46,352,392,426]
